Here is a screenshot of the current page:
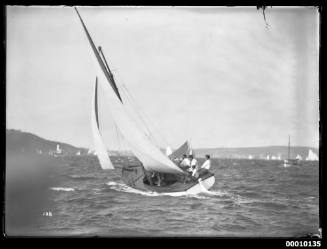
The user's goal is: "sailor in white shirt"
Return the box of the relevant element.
[189,154,198,168]
[181,154,196,183]
[201,154,211,170]
[180,154,190,169]
[188,154,199,178]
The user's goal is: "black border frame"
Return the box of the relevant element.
[0,3,325,247]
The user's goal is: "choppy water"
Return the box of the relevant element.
[7,156,320,237]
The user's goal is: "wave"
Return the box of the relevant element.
[247,200,288,210]
[204,190,257,206]
[199,189,230,197]
[278,164,301,169]
[106,181,254,205]
[50,187,75,192]
[67,175,97,181]
[197,188,251,206]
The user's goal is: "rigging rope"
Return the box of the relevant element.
[96,53,171,152]
[119,82,171,148]
[114,122,121,152]
[118,83,160,146]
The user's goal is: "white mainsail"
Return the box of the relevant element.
[97,74,183,173]
[91,78,114,169]
[76,8,183,174]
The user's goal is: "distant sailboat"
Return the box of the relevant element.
[53,144,63,157]
[76,7,215,194]
[283,135,299,167]
[56,144,62,154]
[306,149,318,161]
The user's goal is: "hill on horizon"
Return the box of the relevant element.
[6,129,88,156]
[6,129,319,160]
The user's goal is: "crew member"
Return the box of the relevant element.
[196,154,211,178]
[189,154,199,179]
[189,154,197,171]
[180,154,190,170]
[201,154,211,170]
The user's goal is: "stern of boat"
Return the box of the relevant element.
[185,172,215,195]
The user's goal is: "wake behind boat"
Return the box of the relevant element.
[75,8,215,194]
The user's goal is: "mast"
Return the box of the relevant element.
[74,7,123,103]
[288,135,291,159]
[97,46,120,97]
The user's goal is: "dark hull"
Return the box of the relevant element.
[283,159,300,166]
[121,165,215,193]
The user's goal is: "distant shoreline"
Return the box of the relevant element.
[6,129,319,160]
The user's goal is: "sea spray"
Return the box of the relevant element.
[50,187,75,192]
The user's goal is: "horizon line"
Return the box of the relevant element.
[6,128,320,150]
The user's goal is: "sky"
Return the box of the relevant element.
[6,6,319,149]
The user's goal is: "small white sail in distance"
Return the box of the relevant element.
[306,149,318,161]
[91,77,114,169]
